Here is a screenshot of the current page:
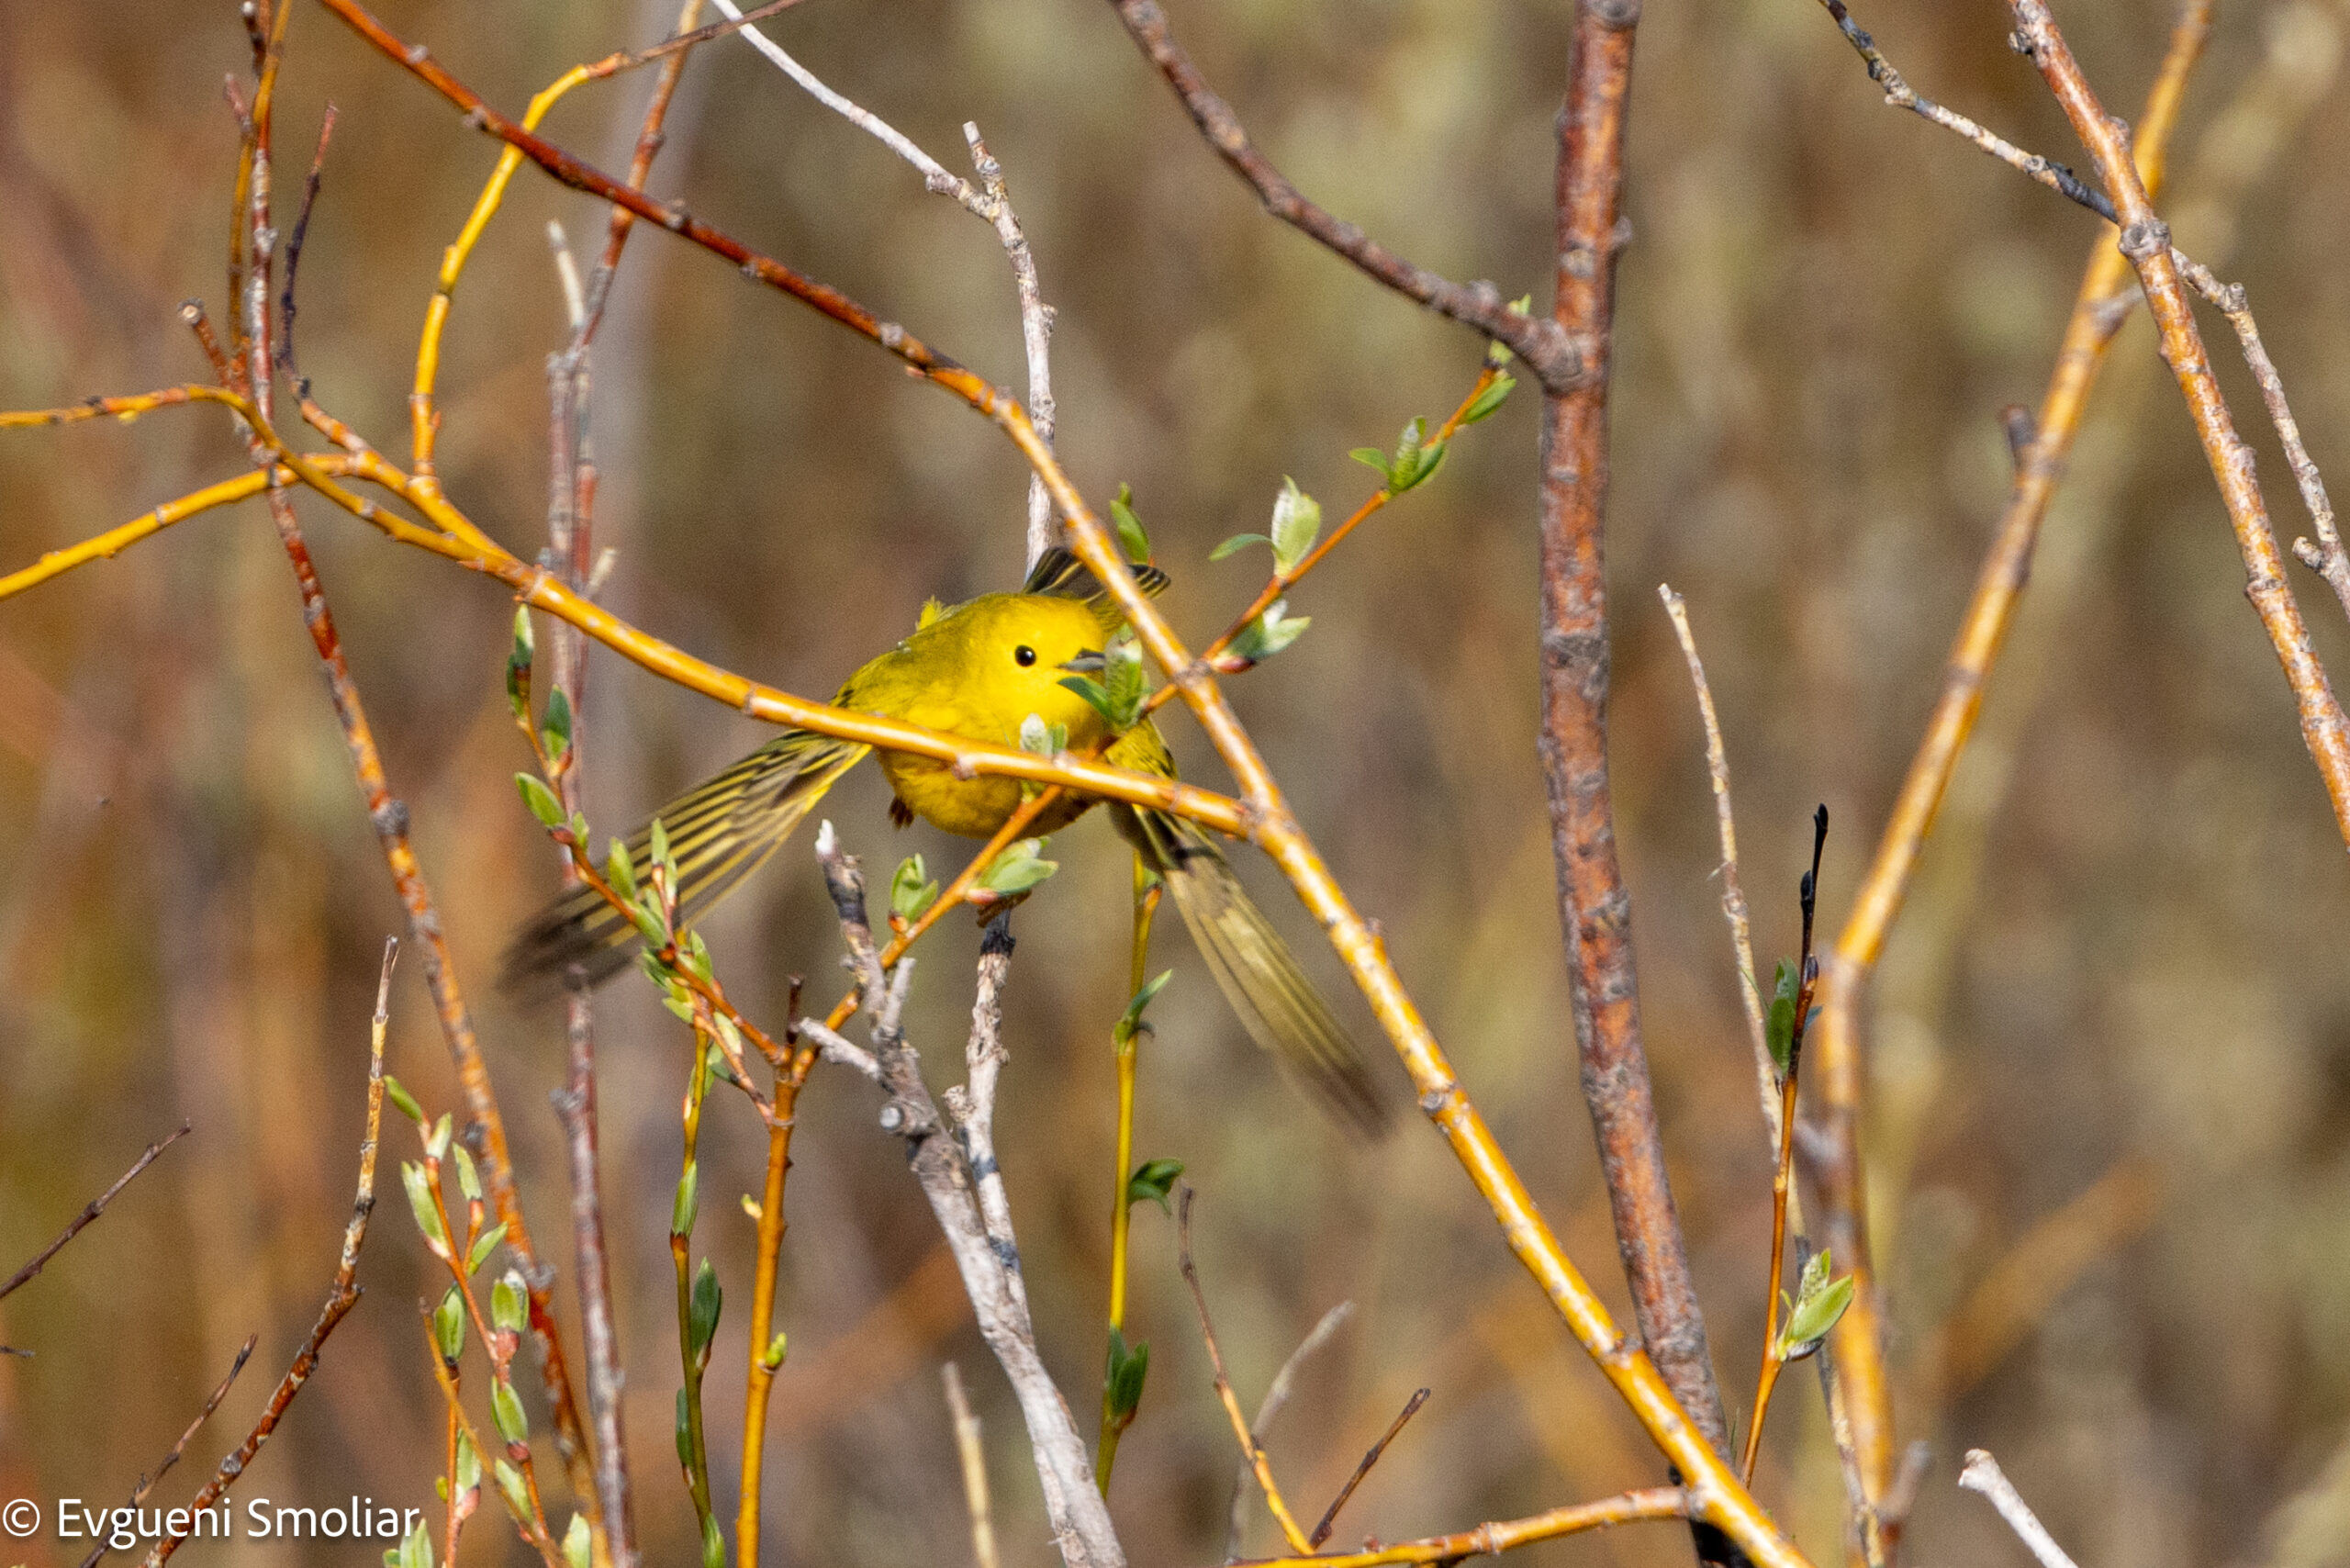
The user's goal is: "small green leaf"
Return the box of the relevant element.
[1209,532,1271,563]
[700,1515,726,1568]
[979,838,1058,896]
[648,816,674,880]
[492,1378,530,1446]
[432,1284,466,1362]
[763,1329,789,1370]
[516,772,565,830]
[605,838,638,902]
[562,1515,591,1568]
[395,1515,435,1568]
[541,687,573,764]
[1116,969,1174,1046]
[675,1388,693,1468]
[1125,1158,1185,1214]
[1268,477,1321,577]
[424,1113,453,1162]
[1104,1327,1150,1421]
[1227,599,1311,664]
[1779,1265,1855,1359]
[454,1426,482,1492]
[1460,371,1516,424]
[1765,958,1799,1077]
[492,1270,528,1334]
[384,1075,424,1124]
[467,1221,509,1275]
[1058,674,1115,726]
[1111,483,1151,562]
[891,856,940,924]
[632,895,670,950]
[453,1145,482,1205]
[689,1258,722,1361]
[1377,414,1449,493]
[402,1162,448,1250]
[1348,446,1393,483]
[492,1458,532,1524]
[673,1162,700,1238]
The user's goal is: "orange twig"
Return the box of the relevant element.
[1805,7,2212,1545]
[1237,1486,1689,1568]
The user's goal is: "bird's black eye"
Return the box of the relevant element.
[1013,644,1037,667]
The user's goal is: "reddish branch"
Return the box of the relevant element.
[1538,0,1740,1529]
[209,13,607,1510]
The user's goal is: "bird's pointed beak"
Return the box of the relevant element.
[1058,648,1107,674]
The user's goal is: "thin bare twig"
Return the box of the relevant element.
[943,1364,1001,1568]
[140,938,397,1567]
[0,1124,190,1305]
[703,0,1062,564]
[1103,0,1572,386]
[1309,1388,1430,1549]
[76,1335,259,1568]
[1177,1187,1312,1556]
[1225,1301,1354,1562]
[1958,1450,2080,1568]
[1656,585,1773,1142]
[1240,1486,1690,1568]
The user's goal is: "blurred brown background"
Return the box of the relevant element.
[4,0,2350,1563]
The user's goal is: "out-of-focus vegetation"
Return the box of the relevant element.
[4,0,2350,1564]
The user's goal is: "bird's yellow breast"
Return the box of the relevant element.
[849,592,1121,839]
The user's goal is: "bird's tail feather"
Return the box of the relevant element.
[1117,804,1392,1136]
[500,731,869,995]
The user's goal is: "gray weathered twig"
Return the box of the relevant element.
[808,823,1124,1568]
[706,0,1060,565]
[1959,1450,2080,1568]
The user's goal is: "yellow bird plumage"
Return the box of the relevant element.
[502,551,1389,1133]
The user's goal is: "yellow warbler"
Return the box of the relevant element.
[503,550,1388,1132]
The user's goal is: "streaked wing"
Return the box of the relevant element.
[1116,799,1392,1136]
[500,730,869,995]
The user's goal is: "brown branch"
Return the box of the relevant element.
[1811,1,2118,221]
[1805,8,2211,1551]
[77,1336,258,1568]
[1102,0,1574,387]
[1538,9,1739,1555]
[1308,1387,1428,1549]
[0,1123,189,1306]
[140,939,397,1567]
[208,133,606,1506]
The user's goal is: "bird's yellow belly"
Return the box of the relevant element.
[880,752,1024,837]
[878,749,1101,839]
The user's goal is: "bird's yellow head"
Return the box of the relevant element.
[872,591,1118,750]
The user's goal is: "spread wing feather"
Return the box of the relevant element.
[499,730,868,995]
